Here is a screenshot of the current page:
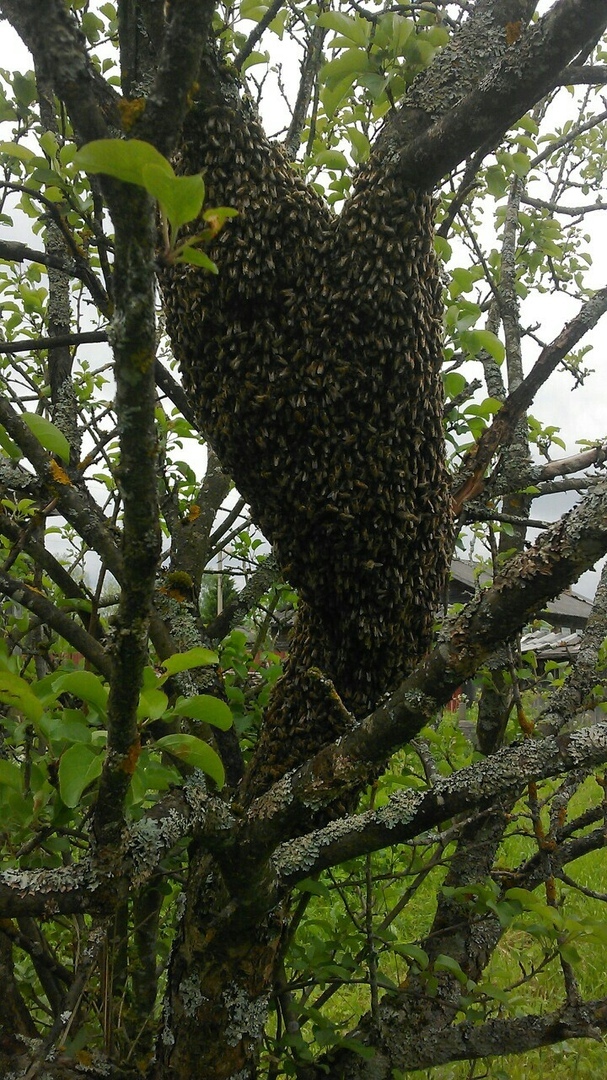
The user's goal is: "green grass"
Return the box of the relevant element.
[282,753,607,1079]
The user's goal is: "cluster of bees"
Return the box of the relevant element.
[160,85,452,798]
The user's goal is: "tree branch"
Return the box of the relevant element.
[0,571,111,677]
[234,0,286,72]
[0,330,108,355]
[561,64,607,85]
[453,285,607,511]
[382,0,607,191]
[0,0,119,143]
[129,0,215,157]
[313,996,607,1077]
[273,721,607,887]
[0,781,222,917]
[236,479,607,859]
[0,240,109,309]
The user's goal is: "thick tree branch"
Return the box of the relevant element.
[129,0,215,157]
[0,781,222,917]
[313,997,607,1077]
[237,479,607,859]
[561,64,607,85]
[0,0,119,142]
[273,721,607,887]
[382,0,607,191]
[91,183,161,855]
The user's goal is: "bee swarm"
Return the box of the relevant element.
[160,74,452,798]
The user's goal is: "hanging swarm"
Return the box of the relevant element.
[159,73,452,798]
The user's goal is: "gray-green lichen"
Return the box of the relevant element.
[223,985,270,1047]
[179,973,208,1017]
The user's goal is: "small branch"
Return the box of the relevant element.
[0,239,109,308]
[208,496,247,549]
[529,105,607,170]
[443,377,482,415]
[465,509,549,529]
[283,14,327,159]
[0,394,124,583]
[0,570,112,678]
[205,553,280,641]
[560,63,607,84]
[453,284,607,511]
[0,330,108,354]
[521,193,607,217]
[0,514,92,610]
[234,0,285,72]
[155,358,199,428]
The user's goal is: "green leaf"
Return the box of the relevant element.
[0,672,43,722]
[314,149,349,172]
[39,714,92,747]
[347,128,370,165]
[0,140,36,163]
[173,246,218,273]
[460,329,505,363]
[434,235,452,262]
[241,50,269,73]
[321,76,353,118]
[317,11,369,47]
[0,759,23,792]
[22,412,70,463]
[443,371,467,399]
[137,687,169,721]
[393,943,429,969]
[434,954,467,984]
[504,887,542,909]
[155,734,225,788]
[53,670,108,716]
[58,743,103,807]
[511,151,531,177]
[294,877,331,898]
[141,165,205,231]
[74,138,174,188]
[0,424,22,460]
[449,267,476,297]
[321,48,371,90]
[159,647,219,678]
[485,164,508,199]
[171,695,233,730]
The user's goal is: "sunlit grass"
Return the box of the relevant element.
[284,735,607,1079]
